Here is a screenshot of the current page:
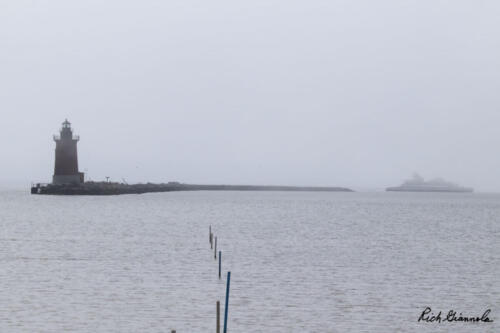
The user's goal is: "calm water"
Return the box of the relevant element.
[0,190,498,332]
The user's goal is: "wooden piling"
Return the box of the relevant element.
[223,271,231,333]
[216,300,221,333]
[210,226,213,249]
[214,236,217,259]
[218,251,221,279]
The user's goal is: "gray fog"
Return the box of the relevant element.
[1,1,499,191]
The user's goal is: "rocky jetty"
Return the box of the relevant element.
[31,181,353,195]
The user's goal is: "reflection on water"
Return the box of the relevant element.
[0,190,498,332]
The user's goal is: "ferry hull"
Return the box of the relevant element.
[386,186,473,193]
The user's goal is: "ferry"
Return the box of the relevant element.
[386,174,473,193]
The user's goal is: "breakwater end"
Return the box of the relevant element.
[31,181,353,195]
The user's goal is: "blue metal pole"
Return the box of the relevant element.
[223,271,231,333]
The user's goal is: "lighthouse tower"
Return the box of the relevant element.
[52,119,84,185]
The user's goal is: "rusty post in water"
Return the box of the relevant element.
[216,300,221,333]
[214,236,217,259]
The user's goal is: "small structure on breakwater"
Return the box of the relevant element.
[31,121,353,195]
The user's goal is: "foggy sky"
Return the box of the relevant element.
[1,1,499,191]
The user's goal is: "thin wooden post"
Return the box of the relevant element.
[218,251,221,279]
[216,300,221,333]
[209,225,211,243]
[214,236,217,259]
[171,330,176,333]
[223,271,231,333]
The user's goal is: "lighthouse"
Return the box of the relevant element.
[52,119,84,184]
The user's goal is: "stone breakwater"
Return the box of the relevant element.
[31,181,353,195]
